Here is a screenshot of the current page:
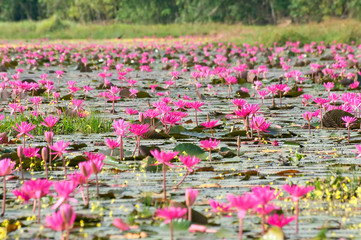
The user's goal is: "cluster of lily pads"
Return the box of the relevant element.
[0,38,360,239]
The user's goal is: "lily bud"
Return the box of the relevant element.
[41,147,48,162]
[17,145,23,159]
[44,131,54,144]
[139,112,144,122]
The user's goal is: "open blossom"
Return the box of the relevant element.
[23,146,41,158]
[187,101,204,112]
[150,149,178,168]
[282,184,315,202]
[200,138,220,151]
[12,121,36,139]
[0,158,16,177]
[50,140,70,159]
[85,156,105,175]
[231,98,247,109]
[45,204,76,232]
[267,214,296,228]
[352,144,361,158]
[302,111,313,121]
[201,120,220,129]
[341,116,357,128]
[112,119,129,137]
[253,203,280,215]
[155,207,187,224]
[52,181,77,209]
[227,193,259,219]
[105,138,121,150]
[323,82,334,92]
[129,123,150,137]
[179,155,200,172]
[41,115,59,128]
[252,116,271,132]
[20,179,52,200]
[251,186,279,205]
[209,199,233,215]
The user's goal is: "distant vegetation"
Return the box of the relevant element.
[0,19,360,45]
[0,0,361,25]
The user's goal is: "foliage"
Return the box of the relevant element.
[0,0,361,24]
[0,113,112,136]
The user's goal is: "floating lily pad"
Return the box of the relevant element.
[173,143,207,159]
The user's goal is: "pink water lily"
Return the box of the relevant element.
[18,179,52,223]
[185,188,198,221]
[175,155,201,188]
[156,207,187,240]
[13,121,36,148]
[267,214,296,228]
[129,123,150,156]
[52,181,77,209]
[200,138,220,162]
[45,204,76,240]
[0,158,16,216]
[252,186,279,234]
[282,184,314,233]
[150,149,178,201]
[50,140,70,177]
[227,193,259,240]
[342,116,357,142]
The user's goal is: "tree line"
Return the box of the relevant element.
[0,0,360,24]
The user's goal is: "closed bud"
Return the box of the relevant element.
[17,145,23,159]
[44,131,54,144]
[41,147,48,161]
[139,112,144,122]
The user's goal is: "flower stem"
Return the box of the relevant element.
[120,136,124,162]
[195,109,198,126]
[261,205,265,235]
[188,206,192,222]
[170,220,174,240]
[1,177,6,217]
[80,187,86,205]
[308,120,311,135]
[296,199,299,234]
[43,158,48,179]
[175,171,189,188]
[85,179,89,207]
[66,228,70,240]
[163,163,167,202]
[95,173,99,197]
[38,197,41,224]
[239,217,244,240]
[62,156,67,178]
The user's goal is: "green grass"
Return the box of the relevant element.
[0,18,360,45]
[0,112,113,137]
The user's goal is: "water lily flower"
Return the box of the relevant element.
[150,149,178,201]
[282,184,314,233]
[155,207,187,240]
[0,158,16,216]
[45,204,76,240]
[200,138,220,162]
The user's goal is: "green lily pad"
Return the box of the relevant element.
[261,227,284,240]
[174,143,207,159]
[215,228,234,238]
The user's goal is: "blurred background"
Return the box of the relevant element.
[0,0,360,42]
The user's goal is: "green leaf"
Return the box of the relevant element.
[173,143,207,159]
[215,228,234,238]
[260,227,284,240]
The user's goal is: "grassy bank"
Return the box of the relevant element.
[0,18,360,45]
